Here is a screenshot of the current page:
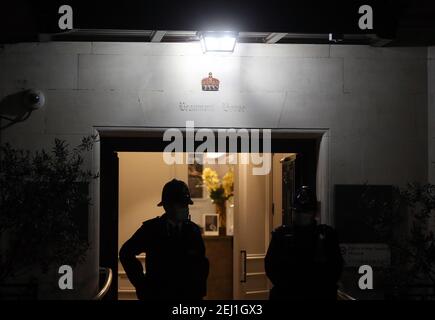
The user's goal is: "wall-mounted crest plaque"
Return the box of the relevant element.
[202,72,220,91]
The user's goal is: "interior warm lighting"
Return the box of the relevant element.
[205,152,226,159]
[199,31,237,53]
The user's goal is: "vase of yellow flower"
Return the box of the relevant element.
[202,167,234,235]
[215,200,226,232]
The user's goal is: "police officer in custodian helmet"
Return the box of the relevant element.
[119,179,209,300]
[265,186,343,300]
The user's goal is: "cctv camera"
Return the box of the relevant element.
[23,89,45,110]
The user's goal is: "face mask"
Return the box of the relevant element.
[293,212,314,226]
[174,207,189,222]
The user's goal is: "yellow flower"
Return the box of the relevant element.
[203,167,234,201]
[202,167,220,192]
[222,170,234,198]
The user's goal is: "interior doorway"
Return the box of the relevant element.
[98,129,328,300]
[117,152,236,299]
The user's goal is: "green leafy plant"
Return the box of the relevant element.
[0,136,98,284]
[361,183,435,297]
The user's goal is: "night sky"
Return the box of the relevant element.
[0,0,414,43]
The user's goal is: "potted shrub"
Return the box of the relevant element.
[362,183,435,299]
[0,136,98,299]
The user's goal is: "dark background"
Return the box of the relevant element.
[1,0,435,45]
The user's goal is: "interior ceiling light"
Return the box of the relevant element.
[205,152,226,159]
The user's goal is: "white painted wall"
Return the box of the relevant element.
[0,42,429,298]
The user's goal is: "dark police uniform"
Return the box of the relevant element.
[119,213,209,300]
[265,222,343,300]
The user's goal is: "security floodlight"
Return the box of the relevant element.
[199,31,238,53]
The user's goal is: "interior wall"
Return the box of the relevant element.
[118,152,173,248]
[118,152,237,248]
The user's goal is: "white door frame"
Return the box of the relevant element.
[93,127,331,300]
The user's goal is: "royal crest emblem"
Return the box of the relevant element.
[201,72,220,91]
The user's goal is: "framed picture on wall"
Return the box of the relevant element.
[203,213,219,236]
[188,153,204,199]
